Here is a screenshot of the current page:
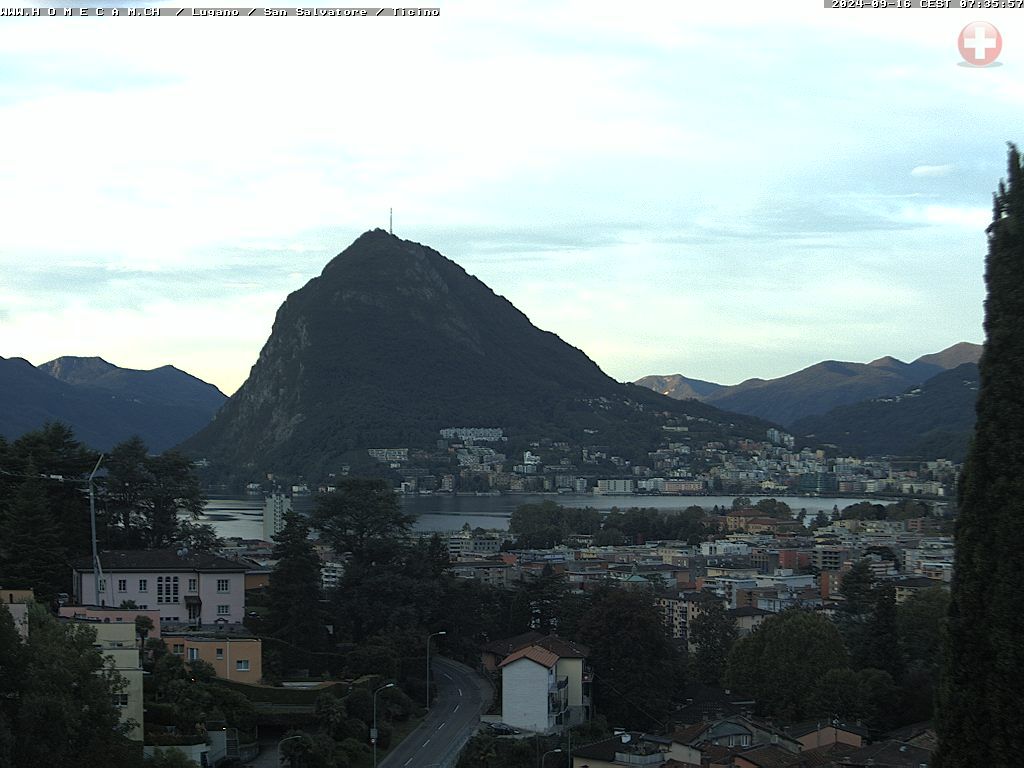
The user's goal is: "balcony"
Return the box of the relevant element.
[548,676,568,693]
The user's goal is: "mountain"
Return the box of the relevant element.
[913,341,982,370]
[0,355,226,452]
[792,363,979,460]
[632,374,725,401]
[634,343,981,427]
[180,230,772,479]
[40,356,226,412]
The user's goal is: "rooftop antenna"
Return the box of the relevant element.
[389,207,393,235]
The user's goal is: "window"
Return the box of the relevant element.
[216,579,230,593]
[188,578,197,592]
[98,579,106,593]
[216,648,224,660]
[236,660,249,672]
[138,579,147,592]
[111,694,129,707]
[172,644,184,655]
[157,576,164,603]
[171,576,179,603]
[217,605,230,616]
[188,648,199,661]
[117,579,127,592]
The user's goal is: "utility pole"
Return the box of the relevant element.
[426,630,446,709]
[389,207,393,234]
[88,454,104,606]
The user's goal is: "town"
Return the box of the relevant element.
[248,425,957,501]
[1,415,955,768]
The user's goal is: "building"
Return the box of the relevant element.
[572,732,701,767]
[2,587,33,640]
[72,550,248,625]
[262,492,292,542]
[657,592,687,640]
[59,605,163,639]
[162,631,263,684]
[490,634,590,734]
[595,479,636,495]
[449,559,512,588]
[67,618,144,741]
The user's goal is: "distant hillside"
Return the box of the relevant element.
[634,343,981,427]
[40,356,226,412]
[792,363,979,460]
[633,374,725,401]
[0,355,226,452]
[914,342,982,370]
[180,230,774,480]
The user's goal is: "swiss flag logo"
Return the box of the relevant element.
[958,22,1001,67]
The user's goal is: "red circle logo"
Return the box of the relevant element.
[958,22,1001,66]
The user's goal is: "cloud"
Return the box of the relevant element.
[911,164,955,178]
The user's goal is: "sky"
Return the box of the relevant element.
[0,1,1018,396]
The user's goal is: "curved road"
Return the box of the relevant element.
[380,657,492,768]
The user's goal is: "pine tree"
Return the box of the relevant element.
[689,594,738,685]
[264,511,327,667]
[935,145,1024,766]
[0,463,67,602]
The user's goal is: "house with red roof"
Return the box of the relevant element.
[493,633,590,734]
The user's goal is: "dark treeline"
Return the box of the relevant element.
[508,499,714,548]
[0,422,218,606]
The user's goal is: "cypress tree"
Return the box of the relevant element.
[264,511,327,669]
[936,145,1024,765]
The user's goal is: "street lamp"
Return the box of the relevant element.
[425,630,446,709]
[372,682,395,768]
[540,747,563,767]
[278,734,304,767]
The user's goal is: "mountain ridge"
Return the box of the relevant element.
[635,342,981,426]
[0,355,227,451]
[181,230,774,479]
[792,362,979,460]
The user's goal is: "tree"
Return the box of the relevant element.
[726,609,847,722]
[577,588,681,730]
[144,748,198,768]
[264,511,327,666]
[312,478,415,567]
[754,498,791,519]
[4,423,98,560]
[135,614,155,647]
[425,533,451,577]
[0,605,27,766]
[13,605,136,767]
[525,565,569,634]
[0,463,67,602]
[810,510,830,530]
[103,438,205,549]
[898,586,950,674]
[835,561,900,678]
[689,594,738,685]
[810,667,898,735]
[731,496,752,510]
[936,146,1024,767]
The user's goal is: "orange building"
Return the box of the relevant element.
[163,632,263,684]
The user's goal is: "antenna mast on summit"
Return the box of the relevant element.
[389,208,393,234]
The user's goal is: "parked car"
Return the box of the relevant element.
[488,722,521,736]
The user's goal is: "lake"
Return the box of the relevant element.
[194,493,888,540]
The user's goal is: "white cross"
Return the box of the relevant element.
[964,25,997,61]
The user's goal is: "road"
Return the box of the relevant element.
[380,656,492,768]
